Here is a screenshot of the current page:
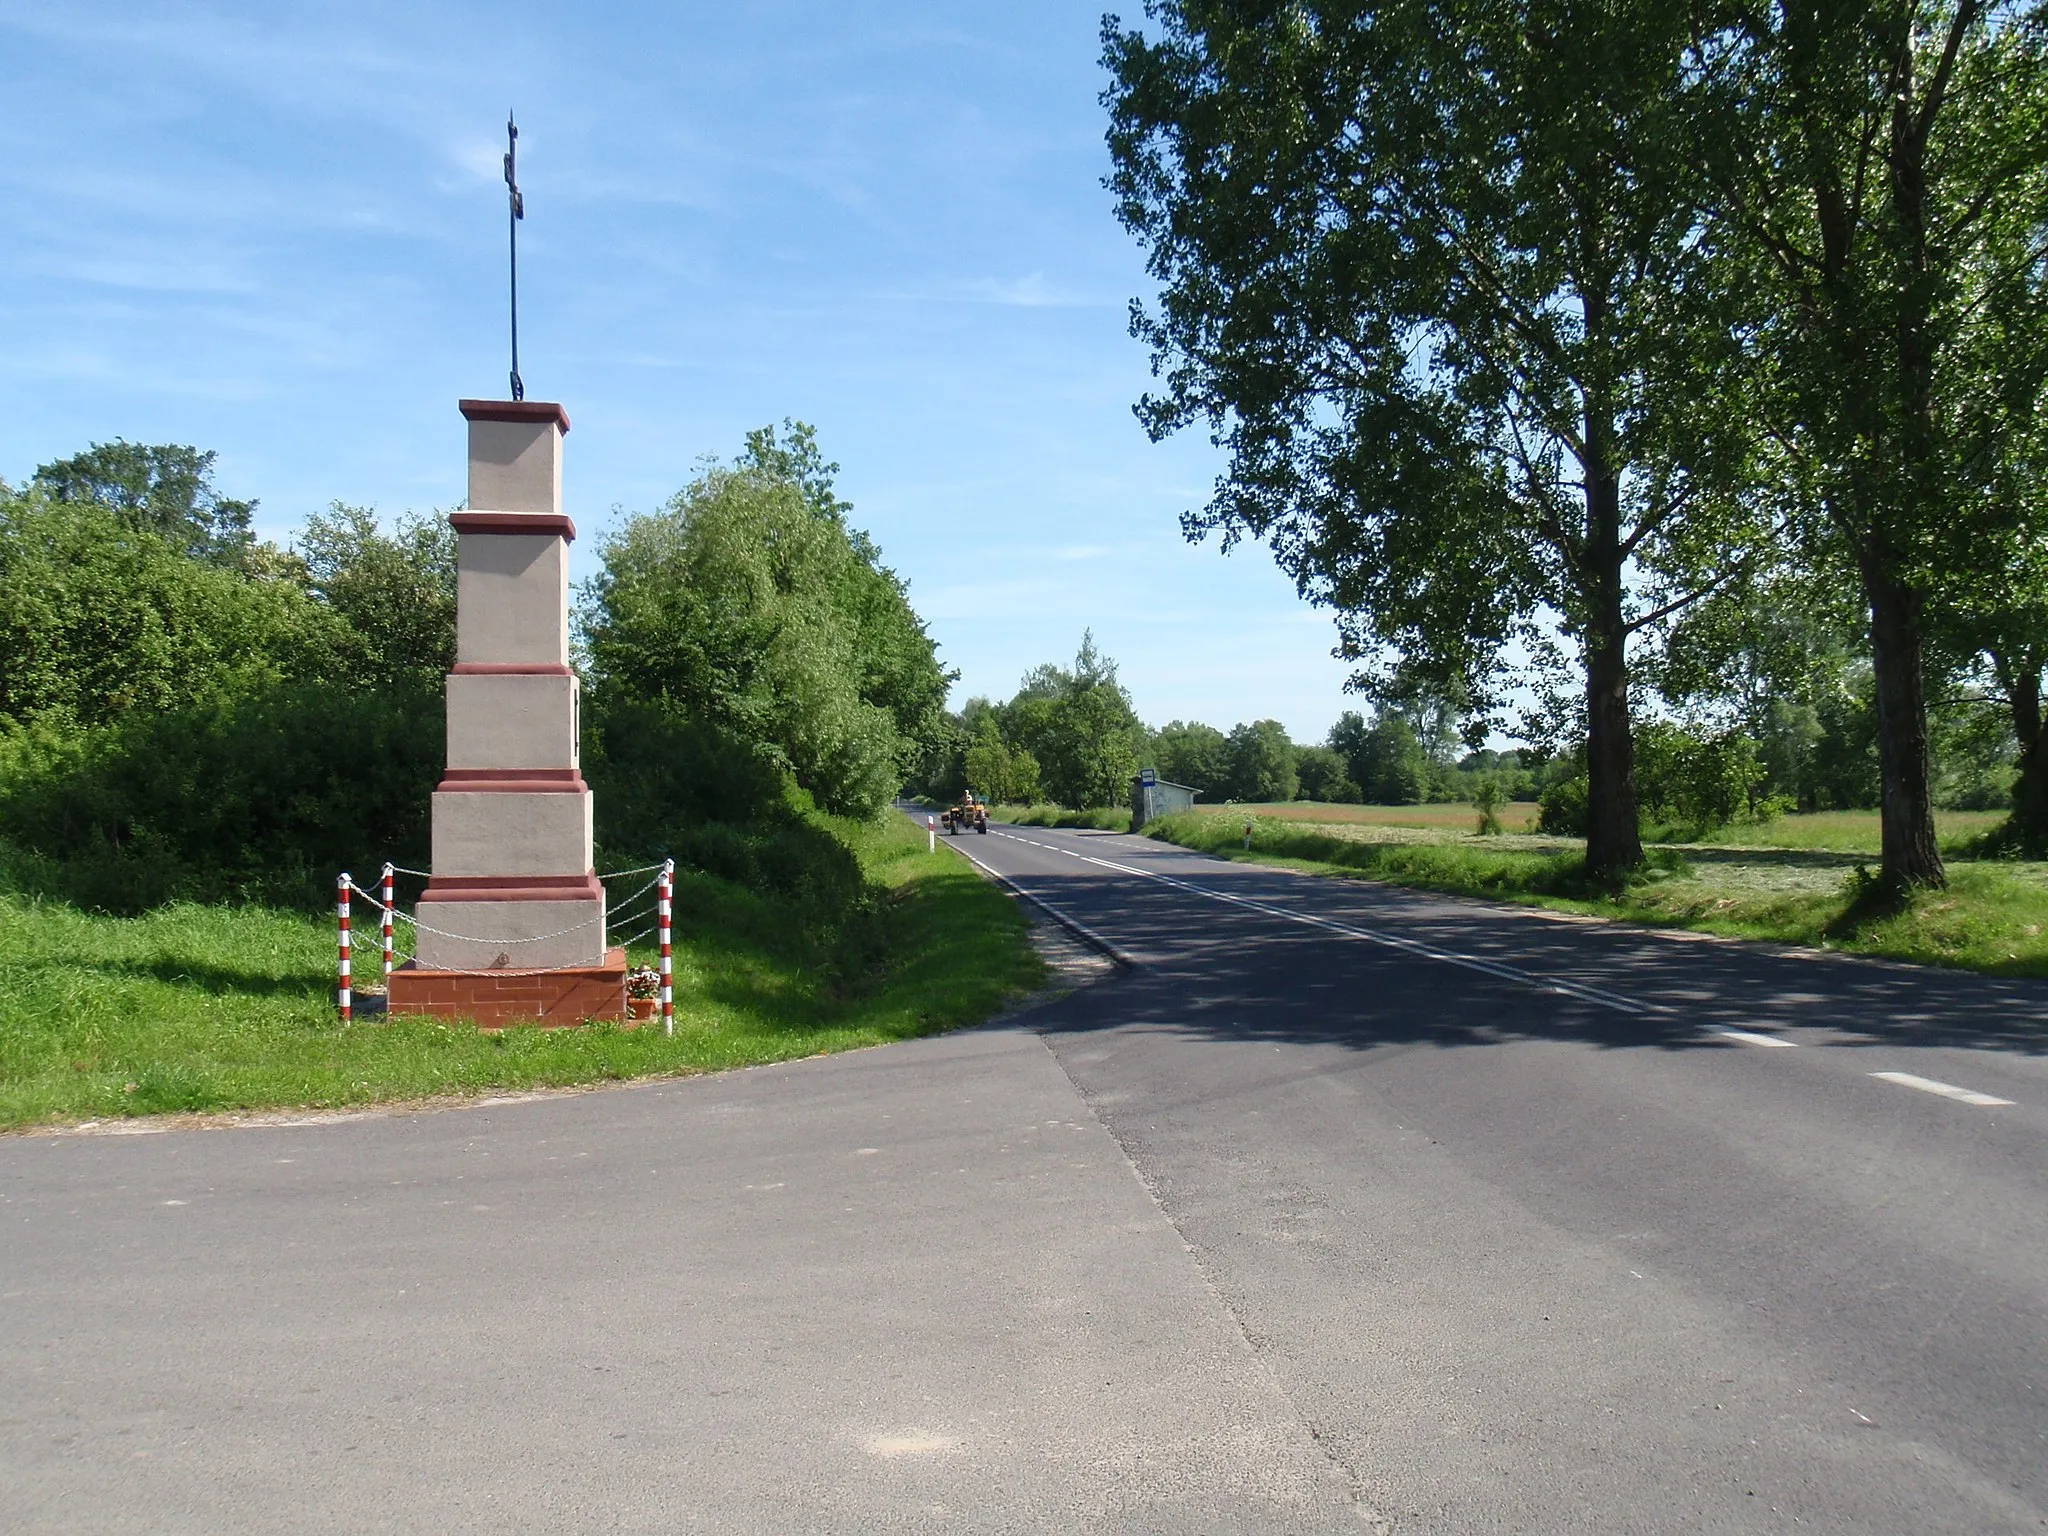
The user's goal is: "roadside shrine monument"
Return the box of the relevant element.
[385,399,630,1026]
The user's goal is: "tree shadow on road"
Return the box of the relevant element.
[1003,867,2048,1060]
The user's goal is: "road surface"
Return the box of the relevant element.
[3,817,2044,1532]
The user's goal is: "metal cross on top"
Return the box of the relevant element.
[504,112,526,402]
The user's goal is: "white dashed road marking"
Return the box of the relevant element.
[1868,1071,2014,1107]
[976,826,2029,1117]
[988,828,1655,1016]
[1713,1027,1799,1048]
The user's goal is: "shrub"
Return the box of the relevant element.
[1537,773,1589,835]
[0,680,440,911]
[1634,721,1766,829]
[1474,775,1505,835]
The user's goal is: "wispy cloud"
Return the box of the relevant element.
[950,272,1107,308]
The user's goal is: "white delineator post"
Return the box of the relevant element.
[658,859,675,1037]
[381,863,395,979]
[928,815,936,852]
[413,400,605,971]
[337,874,353,1023]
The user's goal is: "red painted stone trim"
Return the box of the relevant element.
[418,872,603,903]
[435,767,587,794]
[458,399,571,433]
[450,662,576,676]
[449,511,577,541]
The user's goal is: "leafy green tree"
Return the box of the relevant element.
[295,504,457,691]
[584,462,927,818]
[1329,708,1427,804]
[31,441,255,565]
[1327,712,1374,795]
[1104,0,1766,881]
[1656,566,1874,809]
[0,489,347,728]
[1149,718,1230,797]
[1366,716,1429,805]
[1293,743,1358,802]
[738,420,955,755]
[964,719,1042,806]
[1687,1,2048,886]
[0,482,448,909]
[1633,721,1766,829]
[1223,719,1297,803]
[1000,633,1143,808]
[1932,165,2048,846]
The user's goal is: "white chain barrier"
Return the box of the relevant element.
[337,857,679,1002]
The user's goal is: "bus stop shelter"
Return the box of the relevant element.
[1131,770,1198,832]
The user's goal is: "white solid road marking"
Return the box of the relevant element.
[988,827,1654,1016]
[1713,1027,1799,1048]
[943,836,1137,966]
[1868,1071,2014,1107]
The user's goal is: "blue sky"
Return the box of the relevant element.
[0,1,1362,739]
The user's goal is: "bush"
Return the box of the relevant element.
[1537,773,1589,835]
[990,803,1132,831]
[1474,775,1505,835]
[583,694,879,959]
[1635,721,1765,830]
[0,680,441,912]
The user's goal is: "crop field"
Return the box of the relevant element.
[1197,801,2003,853]
[1190,799,1544,832]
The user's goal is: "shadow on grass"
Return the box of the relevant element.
[90,958,329,998]
[1678,846,1865,875]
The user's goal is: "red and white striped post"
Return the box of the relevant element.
[927,814,936,853]
[336,873,353,1023]
[380,862,395,980]
[658,859,675,1037]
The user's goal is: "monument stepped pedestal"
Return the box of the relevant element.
[388,399,627,1027]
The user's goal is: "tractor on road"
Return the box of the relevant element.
[945,794,989,834]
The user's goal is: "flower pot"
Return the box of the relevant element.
[627,996,657,1020]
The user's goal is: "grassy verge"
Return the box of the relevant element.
[989,803,1133,831]
[1147,811,2048,978]
[0,812,1043,1131]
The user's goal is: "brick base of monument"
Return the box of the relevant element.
[388,947,629,1028]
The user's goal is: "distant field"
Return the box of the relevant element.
[1194,800,1543,832]
[1195,801,2002,854]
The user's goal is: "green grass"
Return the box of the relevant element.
[1147,810,2048,978]
[988,803,1134,831]
[0,813,1043,1131]
[1647,806,2003,854]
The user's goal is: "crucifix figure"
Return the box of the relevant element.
[504,112,525,402]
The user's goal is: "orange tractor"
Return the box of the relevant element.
[944,794,989,834]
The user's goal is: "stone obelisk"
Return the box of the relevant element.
[388,399,625,1025]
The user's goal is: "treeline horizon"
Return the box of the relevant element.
[917,631,2013,836]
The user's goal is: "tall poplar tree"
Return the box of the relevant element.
[1687,0,2048,888]
[1104,0,1765,881]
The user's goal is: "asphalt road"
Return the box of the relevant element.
[4,818,2045,1533]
